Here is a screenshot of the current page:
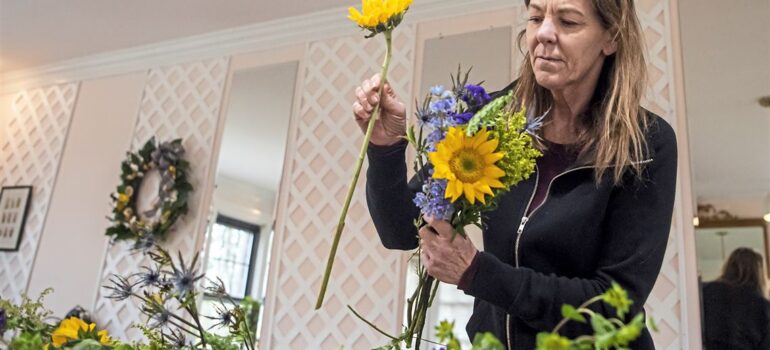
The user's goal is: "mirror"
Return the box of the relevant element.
[199,61,298,337]
[680,0,770,346]
[694,205,769,281]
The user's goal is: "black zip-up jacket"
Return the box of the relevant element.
[365,82,678,349]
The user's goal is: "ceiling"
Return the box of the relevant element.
[0,0,350,74]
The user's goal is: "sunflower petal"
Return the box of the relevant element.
[477,138,499,155]
[484,152,504,164]
[463,182,476,204]
[484,165,505,178]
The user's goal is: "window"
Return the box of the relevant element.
[204,215,260,299]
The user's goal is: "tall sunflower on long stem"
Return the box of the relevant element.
[316,0,412,310]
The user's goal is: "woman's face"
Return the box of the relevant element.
[526,0,617,92]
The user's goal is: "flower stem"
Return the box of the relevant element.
[347,305,398,340]
[316,30,394,309]
[185,303,208,348]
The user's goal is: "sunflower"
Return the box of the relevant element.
[348,0,412,31]
[428,127,506,204]
[50,317,111,348]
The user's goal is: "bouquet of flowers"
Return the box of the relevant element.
[361,69,541,350]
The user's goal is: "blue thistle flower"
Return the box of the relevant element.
[415,103,435,125]
[168,329,191,349]
[104,275,136,301]
[148,306,171,329]
[169,252,204,299]
[524,107,549,138]
[134,265,164,288]
[205,304,236,330]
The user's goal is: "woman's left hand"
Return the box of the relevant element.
[419,216,478,285]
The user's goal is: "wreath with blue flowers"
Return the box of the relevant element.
[105,137,192,250]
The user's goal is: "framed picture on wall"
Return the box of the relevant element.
[0,186,33,251]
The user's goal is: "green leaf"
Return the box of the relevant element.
[471,332,505,350]
[70,339,107,350]
[590,313,615,336]
[535,332,571,350]
[561,304,587,323]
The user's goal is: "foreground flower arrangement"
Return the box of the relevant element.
[0,245,260,350]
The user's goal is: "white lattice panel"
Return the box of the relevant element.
[0,84,78,301]
[93,58,229,340]
[637,1,685,349]
[262,26,416,349]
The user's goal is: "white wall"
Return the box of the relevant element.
[26,72,145,316]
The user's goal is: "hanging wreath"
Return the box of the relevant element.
[105,137,192,250]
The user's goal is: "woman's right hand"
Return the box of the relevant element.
[353,73,407,146]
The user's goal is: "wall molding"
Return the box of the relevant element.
[0,0,514,95]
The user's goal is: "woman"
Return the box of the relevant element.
[701,248,770,349]
[353,0,677,348]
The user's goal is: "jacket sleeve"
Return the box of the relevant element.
[465,119,678,330]
[366,140,422,250]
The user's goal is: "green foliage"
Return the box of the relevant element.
[203,333,240,350]
[490,98,541,189]
[435,320,461,350]
[536,282,655,350]
[560,305,586,324]
[8,331,46,350]
[470,332,504,350]
[601,282,632,319]
[1,289,55,349]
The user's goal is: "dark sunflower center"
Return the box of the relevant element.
[449,149,484,183]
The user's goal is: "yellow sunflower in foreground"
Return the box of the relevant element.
[50,317,111,348]
[429,127,506,204]
[348,0,413,30]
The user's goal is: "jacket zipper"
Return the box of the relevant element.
[504,158,652,349]
[506,164,540,350]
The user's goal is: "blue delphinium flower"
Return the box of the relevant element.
[425,129,445,152]
[430,85,446,96]
[429,97,456,114]
[413,179,454,220]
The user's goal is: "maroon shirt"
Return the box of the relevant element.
[458,140,578,291]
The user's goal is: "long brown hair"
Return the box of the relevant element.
[516,0,650,185]
[718,247,767,296]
